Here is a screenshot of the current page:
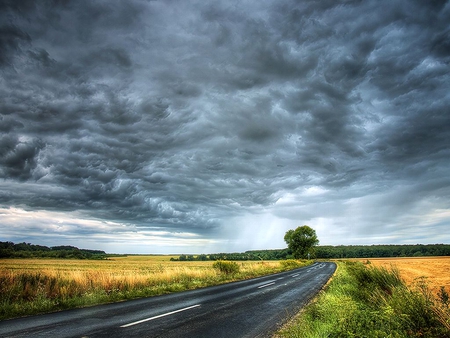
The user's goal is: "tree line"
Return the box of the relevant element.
[171,244,450,261]
[316,244,450,258]
[171,249,291,261]
[0,241,107,259]
[2,241,449,261]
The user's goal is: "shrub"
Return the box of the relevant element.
[212,261,240,275]
[279,259,302,270]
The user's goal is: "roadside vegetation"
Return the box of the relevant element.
[0,257,310,320]
[277,260,450,338]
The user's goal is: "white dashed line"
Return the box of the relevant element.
[258,282,275,289]
[120,304,201,328]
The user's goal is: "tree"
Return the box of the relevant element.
[284,225,319,259]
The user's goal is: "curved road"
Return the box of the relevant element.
[0,262,336,338]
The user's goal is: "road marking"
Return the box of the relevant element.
[258,282,275,289]
[307,263,320,271]
[120,304,201,328]
[291,273,299,277]
[308,263,326,272]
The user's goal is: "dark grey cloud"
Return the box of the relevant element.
[1,0,449,252]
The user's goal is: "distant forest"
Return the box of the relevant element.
[1,241,449,260]
[0,241,106,259]
[172,244,450,261]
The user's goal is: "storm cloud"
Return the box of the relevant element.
[1,0,449,253]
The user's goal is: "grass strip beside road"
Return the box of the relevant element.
[0,258,310,320]
[277,260,450,338]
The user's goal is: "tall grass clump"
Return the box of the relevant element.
[278,261,450,338]
[279,259,306,270]
[212,260,240,275]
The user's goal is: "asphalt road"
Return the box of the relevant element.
[0,262,336,338]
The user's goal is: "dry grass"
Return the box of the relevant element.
[0,256,286,288]
[354,256,450,296]
[0,256,306,319]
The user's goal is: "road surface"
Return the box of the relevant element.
[0,262,336,338]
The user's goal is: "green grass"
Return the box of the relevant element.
[277,261,450,338]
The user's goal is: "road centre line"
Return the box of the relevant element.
[291,273,299,277]
[120,304,201,328]
[258,282,276,289]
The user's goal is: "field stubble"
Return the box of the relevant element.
[355,256,450,296]
[0,256,308,320]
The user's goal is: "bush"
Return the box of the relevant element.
[212,261,240,275]
[279,259,303,270]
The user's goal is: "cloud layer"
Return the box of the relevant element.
[1,0,450,253]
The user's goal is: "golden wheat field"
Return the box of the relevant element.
[1,256,213,292]
[356,256,450,296]
[0,255,305,319]
[0,255,283,278]
[0,255,287,298]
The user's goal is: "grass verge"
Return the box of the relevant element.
[0,258,310,320]
[276,260,450,338]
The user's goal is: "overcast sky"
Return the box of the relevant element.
[1,0,449,254]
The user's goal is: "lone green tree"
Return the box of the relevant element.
[284,225,319,259]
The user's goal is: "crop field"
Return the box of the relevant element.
[0,256,307,319]
[355,256,450,296]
